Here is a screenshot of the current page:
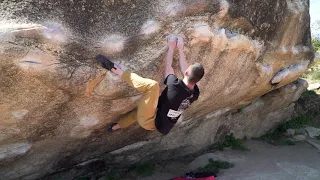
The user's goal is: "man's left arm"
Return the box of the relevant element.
[164,35,176,78]
[177,36,189,76]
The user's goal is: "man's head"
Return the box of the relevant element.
[185,63,205,84]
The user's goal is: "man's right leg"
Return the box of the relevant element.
[117,109,137,128]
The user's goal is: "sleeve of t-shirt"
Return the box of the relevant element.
[190,84,200,102]
[164,74,178,85]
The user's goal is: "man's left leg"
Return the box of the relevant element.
[117,71,159,130]
[99,61,159,131]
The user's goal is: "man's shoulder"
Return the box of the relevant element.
[165,74,179,85]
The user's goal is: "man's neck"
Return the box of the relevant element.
[183,78,195,90]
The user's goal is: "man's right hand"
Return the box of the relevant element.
[177,36,184,51]
[167,35,177,50]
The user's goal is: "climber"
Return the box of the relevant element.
[96,35,204,135]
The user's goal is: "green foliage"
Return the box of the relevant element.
[101,163,154,179]
[208,143,225,151]
[103,173,122,180]
[310,71,320,80]
[312,38,320,52]
[301,55,320,81]
[284,140,297,146]
[224,134,250,151]
[209,134,249,151]
[75,177,90,180]
[301,70,320,80]
[157,159,170,167]
[134,163,154,177]
[302,90,318,96]
[303,70,320,81]
[257,115,312,145]
[317,135,320,140]
[280,115,312,130]
[198,158,234,174]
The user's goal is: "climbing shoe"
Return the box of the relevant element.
[96,54,116,71]
[107,123,118,132]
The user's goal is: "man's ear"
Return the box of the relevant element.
[184,70,188,76]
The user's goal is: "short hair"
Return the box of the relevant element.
[187,63,204,84]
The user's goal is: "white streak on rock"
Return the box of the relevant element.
[140,20,160,37]
[0,142,32,164]
[16,50,58,72]
[219,0,230,18]
[0,21,43,32]
[130,95,143,101]
[257,64,273,77]
[0,21,69,44]
[282,46,288,53]
[206,108,230,119]
[80,116,99,128]
[101,34,126,55]
[302,46,310,52]
[11,110,29,120]
[291,46,299,54]
[164,2,186,18]
[42,22,67,44]
[110,141,150,155]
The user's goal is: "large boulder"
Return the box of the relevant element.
[0,0,314,179]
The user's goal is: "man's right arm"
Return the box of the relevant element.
[177,37,189,76]
[164,48,174,78]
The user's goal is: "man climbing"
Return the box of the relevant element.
[96,35,204,135]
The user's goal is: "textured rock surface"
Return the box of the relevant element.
[0,142,32,164]
[0,0,314,179]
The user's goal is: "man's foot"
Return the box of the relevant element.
[111,63,123,76]
[107,123,121,132]
[96,55,116,71]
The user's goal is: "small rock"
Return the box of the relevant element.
[294,128,306,135]
[305,126,320,138]
[283,129,295,137]
[293,135,306,141]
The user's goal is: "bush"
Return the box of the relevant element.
[134,163,154,177]
[312,38,320,52]
[198,158,234,175]
[302,90,318,96]
[209,134,249,151]
[104,173,122,180]
[279,115,312,130]
[311,71,320,80]
[256,115,312,145]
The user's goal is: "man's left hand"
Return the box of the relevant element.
[167,35,177,50]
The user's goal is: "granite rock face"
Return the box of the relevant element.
[0,0,314,179]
